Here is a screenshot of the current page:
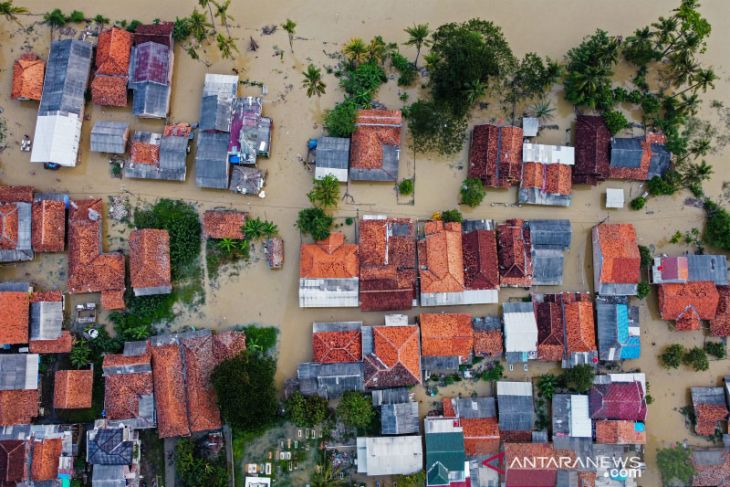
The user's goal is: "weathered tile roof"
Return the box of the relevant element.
[473,321,503,358]
[695,404,728,436]
[299,232,359,279]
[129,229,171,293]
[595,223,640,285]
[203,210,246,240]
[504,442,571,487]
[609,132,667,181]
[0,440,27,484]
[595,420,646,444]
[151,343,189,438]
[91,75,129,107]
[692,448,730,487]
[312,330,362,363]
[0,390,38,425]
[468,124,523,187]
[420,313,473,360]
[418,221,465,293]
[31,199,65,253]
[132,41,170,85]
[573,115,610,185]
[182,333,222,433]
[589,381,647,421]
[462,418,500,457]
[12,53,45,101]
[498,219,532,287]
[349,110,401,181]
[535,301,564,361]
[130,135,161,165]
[96,27,133,75]
[54,369,93,409]
[0,205,20,251]
[462,228,499,291]
[565,298,596,354]
[364,325,421,389]
[103,343,154,426]
[134,22,174,47]
[711,286,730,337]
[0,291,29,345]
[658,282,720,331]
[30,437,62,481]
[29,330,73,354]
[0,186,33,203]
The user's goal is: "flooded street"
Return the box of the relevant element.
[2,0,730,483]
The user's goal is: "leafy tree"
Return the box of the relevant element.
[704,200,730,250]
[197,0,216,29]
[683,346,709,371]
[683,159,713,187]
[296,207,334,241]
[403,23,430,68]
[630,196,646,211]
[440,209,462,223]
[481,361,503,382]
[285,391,329,427]
[398,179,414,196]
[704,341,726,359]
[656,444,694,487]
[43,9,67,34]
[636,281,651,300]
[404,100,468,155]
[308,175,340,209]
[537,374,557,401]
[92,14,109,28]
[660,344,685,368]
[281,18,296,52]
[340,61,386,107]
[70,339,92,369]
[302,64,326,97]
[563,29,621,110]
[0,1,28,24]
[175,437,228,487]
[172,17,192,42]
[336,391,374,431]
[506,52,561,109]
[638,245,653,267]
[648,172,682,196]
[559,364,595,393]
[460,177,486,207]
[211,351,278,432]
[324,101,357,137]
[603,110,630,135]
[125,19,141,33]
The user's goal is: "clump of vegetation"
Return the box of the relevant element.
[110,293,176,340]
[660,344,685,369]
[704,341,726,359]
[308,175,340,208]
[398,178,414,196]
[285,391,329,427]
[440,209,463,223]
[563,29,620,110]
[683,346,709,371]
[175,437,228,487]
[336,391,375,432]
[324,101,357,137]
[460,177,486,207]
[297,207,335,241]
[404,99,468,155]
[636,281,651,300]
[603,110,630,135]
[241,325,278,353]
[480,361,504,382]
[505,52,561,118]
[638,245,653,267]
[656,444,695,487]
[536,374,557,401]
[630,196,646,210]
[70,338,92,369]
[704,200,730,250]
[390,51,417,86]
[559,364,595,393]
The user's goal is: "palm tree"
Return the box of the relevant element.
[281,18,296,52]
[198,0,216,31]
[244,217,266,240]
[529,99,556,124]
[366,35,387,64]
[216,33,238,60]
[684,160,714,185]
[43,9,66,39]
[188,9,211,42]
[212,0,233,37]
[302,64,326,97]
[217,238,236,254]
[342,37,367,65]
[0,1,29,25]
[261,221,278,238]
[70,339,92,369]
[403,23,430,68]
[463,79,487,106]
[307,174,340,208]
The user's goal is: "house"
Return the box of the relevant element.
[91,27,133,106]
[0,354,40,425]
[609,132,671,180]
[128,131,161,165]
[203,210,246,240]
[652,254,729,285]
[712,287,730,337]
[589,375,647,421]
[67,199,126,310]
[498,219,532,287]
[496,381,534,442]
[229,166,265,196]
[227,97,271,164]
[311,321,362,363]
[691,447,730,487]
[196,74,237,188]
[0,425,77,485]
[299,232,359,308]
[12,52,45,101]
[356,436,423,476]
[102,340,156,429]
[418,221,467,306]
[87,420,140,487]
[552,394,592,440]
[195,131,230,189]
[129,24,174,118]
[362,321,421,389]
[90,121,129,154]
[691,387,728,437]
[534,293,597,368]
[442,397,500,457]
[573,115,611,185]
[606,188,625,208]
[349,109,401,182]
[315,137,350,181]
[359,216,417,311]
[32,194,66,254]
[596,295,641,361]
[54,369,93,409]
[462,219,499,303]
[523,117,539,137]
[0,185,34,262]
[592,223,641,296]
[31,40,93,167]
[528,219,572,286]
[129,229,172,297]
[519,143,575,206]
[0,283,30,345]
[595,420,647,444]
[125,124,191,181]
[420,313,474,374]
[199,73,238,132]
[658,282,720,331]
[381,402,419,435]
[424,416,469,487]
[297,362,364,399]
[503,442,567,487]
[503,302,538,364]
[468,124,523,188]
[472,315,503,359]
[29,290,73,354]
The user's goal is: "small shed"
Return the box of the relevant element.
[381,401,419,435]
[315,137,349,182]
[606,188,625,209]
[522,117,539,137]
[195,131,230,189]
[229,166,265,196]
[90,121,129,154]
[264,237,284,269]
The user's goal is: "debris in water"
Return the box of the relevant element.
[262,25,277,35]
[249,36,259,51]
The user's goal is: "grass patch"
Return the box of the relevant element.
[239,325,278,353]
[206,239,250,280]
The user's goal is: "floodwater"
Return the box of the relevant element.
[2,0,730,483]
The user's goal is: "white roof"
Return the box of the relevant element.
[570,395,592,438]
[523,117,539,137]
[606,188,625,208]
[497,381,533,397]
[356,436,423,476]
[523,143,575,165]
[424,416,463,434]
[244,477,271,487]
[503,305,538,353]
[31,113,82,167]
[203,73,239,97]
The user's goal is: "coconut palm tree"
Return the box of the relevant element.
[244,217,266,240]
[188,9,211,42]
[281,18,296,52]
[212,0,233,37]
[216,33,238,60]
[261,221,278,238]
[463,79,487,106]
[198,0,216,31]
[217,238,236,254]
[403,23,430,68]
[684,160,713,185]
[302,64,326,98]
[0,1,29,25]
[342,37,367,66]
[307,174,340,209]
[366,35,387,64]
[43,8,66,39]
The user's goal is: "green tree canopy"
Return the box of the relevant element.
[296,207,334,241]
[559,364,595,393]
[404,100,467,155]
[460,177,486,207]
[285,391,329,427]
[336,391,374,431]
[308,175,340,209]
[660,344,685,369]
[656,444,694,487]
[563,29,621,110]
[704,200,730,250]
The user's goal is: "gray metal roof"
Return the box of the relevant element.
[371,388,410,406]
[518,187,572,207]
[473,315,501,332]
[299,278,359,308]
[596,295,640,361]
[132,82,170,118]
[687,254,729,285]
[312,321,362,333]
[610,137,643,168]
[648,143,671,179]
[297,362,364,399]
[90,121,129,154]
[381,402,419,435]
[0,282,31,292]
[350,145,399,182]
[195,131,230,189]
[316,137,350,170]
[92,465,127,487]
[692,448,727,466]
[229,166,264,196]
[0,202,33,263]
[448,397,496,419]
[531,248,565,286]
[527,220,572,249]
[199,94,233,132]
[422,356,460,373]
[0,354,38,390]
[691,387,726,407]
[39,40,92,116]
[461,219,495,233]
[497,383,534,432]
[30,300,64,341]
[158,135,188,179]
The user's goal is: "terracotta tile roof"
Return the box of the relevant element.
[0,291,29,345]
[134,22,174,47]
[104,373,153,422]
[91,76,129,107]
[68,199,125,309]
[29,331,73,354]
[164,123,193,138]
[212,331,247,362]
[12,53,45,101]
[468,124,523,187]
[312,330,362,363]
[658,282,720,331]
[498,219,532,287]
[0,186,33,203]
[595,420,647,444]
[364,325,421,389]
[462,418,500,457]
[463,229,499,291]
[536,301,564,361]
[96,27,133,75]
[711,286,730,337]
[595,224,640,285]
[0,205,19,251]
[693,401,729,437]
[102,345,151,369]
[299,232,359,279]
[30,438,62,481]
[202,210,246,240]
[130,140,161,164]
[573,115,610,185]
[420,313,473,360]
[0,390,38,425]
[129,229,171,292]
[504,442,573,487]
[30,291,62,303]
[0,440,27,484]
[350,109,401,170]
[418,221,465,293]
[151,343,190,438]
[521,161,543,189]
[473,328,503,358]
[565,298,596,353]
[182,334,222,433]
[589,382,647,421]
[53,369,93,409]
[31,200,65,253]
[545,164,572,195]
[692,449,730,487]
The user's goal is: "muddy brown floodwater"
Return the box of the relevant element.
[2,0,730,483]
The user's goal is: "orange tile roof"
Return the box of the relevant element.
[498,219,532,287]
[658,282,720,330]
[350,109,401,170]
[299,232,359,279]
[104,373,153,422]
[31,200,65,253]
[711,286,730,337]
[596,223,641,285]
[91,76,129,107]
[203,210,246,240]
[164,123,193,138]
[102,344,151,369]
[0,186,33,203]
[474,329,503,357]
[0,291,29,345]
[521,162,543,189]
[30,438,62,481]
[418,221,464,294]
[0,390,38,425]
[53,369,93,409]
[312,330,362,363]
[695,403,729,436]
[545,163,572,195]
[420,313,473,360]
[364,325,421,388]
[130,140,160,164]
[468,124,523,188]
[565,299,596,353]
[212,331,247,362]
[0,204,20,251]
[96,27,133,75]
[462,418,500,457]
[12,53,45,101]
[151,344,190,438]
[129,229,171,292]
[29,330,73,354]
[595,420,647,444]
[182,335,221,433]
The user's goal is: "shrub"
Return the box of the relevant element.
[172,17,192,42]
[175,438,228,487]
[340,61,387,107]
[398,179,414,196]
[704,341,726,359]
[657,444,695,487]
[296,207,334,241]
[481,361,504,382]
[404,100,468,155]
[636,281,651,300]
[308,175,340,209]
[285,391,329,427]
[603,110,630,135]
[638,245,653,267]
[647,172,681,196]
[440,209,462,223]
[559,364,595,393]
[704,200,730,251]
[324,101,357,137]
[630,196,646,210]
[683,347,709,371]
[390,51,417,86]
[660,344,684,369]
[242,325,278,353]
[70,339,92,369]
[536,374,557,400]
[336,392,374,431]
[670,230,683,244]
[460,177,486,207]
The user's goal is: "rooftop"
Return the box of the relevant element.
[312,322,362,363]
[349,109,401,181]
[498,219,532,287]
[573,115,611,185]
[0,440,27,484]
[363,325,421,389]
[129,229,171,295]
[96,27,133,76]
[462,227,499,291]
[30,437,62,481]
[658,282,720,331]
[468,124,523,188]
[203,210,246,240]
[54,369,93,409]
[0,291,29,345]
[589,381,647,421]
[91,75,129,107]
[594,223,640,286]
[420,313,473,360]
[473,316,503,358]
[11,52,45,101]
[418,221,465,294]
[31,199,66,253]
[299,232,359,279]
[595,420,647,444]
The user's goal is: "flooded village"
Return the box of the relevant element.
[2,0,730,486]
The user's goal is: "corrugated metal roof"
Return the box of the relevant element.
[648,143,671,179]
[527,220,572,249]
[0,355,39,390]
[316,137,349,182]
[0,203,33,262]
[381,402,419,435]
[522,143,575,165]
[298,278,359,308]
[195,131,230,189]
[371,388,410,406]
[90,121,129,154]
[39,40,92,116]
[610,138,643,168]
[687,254,729,285]
[30,301,63,340]
[497,381,534,432]
[229,166,264,196]
[503,302,538,354]
[356,436,423,476]
[131,82,170,118]
[30,114,82,166]
[449,397,496,419]
[531,248,565,285]
[297,362,364,398]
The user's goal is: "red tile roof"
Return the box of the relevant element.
[299,232,359,279]
[504,442,568,487]
[29,331,73,354]
[129,229,171,292]
[590,382,647,421]
[658,282,720,331]
[0,390,38,425]
[545,164,572,195]
[462,418,500,457]
[182,334,222,433]
[312,330,362,363]
[565,298,596,354]
[203,210,246,240]
[595,420,647,444]
[54,370,93,409]
[498,219,532,287]
[96,27,133,75]
[130,140,160,164]
[0,291,29,345]
[12,53,45,101]
[463,229,499,291]
[103,345,154,423]
[100,290,126,311]
[695,403,728,436]
[711,286,730,337]
[31,200,65,253]
[212,331,247,362]
[0,186,33,203]
[151,343,190,438]
[350,109,401,170]
[573,115,610,185]
[30,438,62,481]
[468,124,523,188]
[0,205,20,251]
[595,223,640,285]
[364,325,421,389]
[0,440,27,485]
[692,449,730,487]
[418,221,464,294]
[91,76,129,107]
[473,329,503,357]
[536,301,564,361]
[420,313,473,360]
[134,22,174,47]
[103,344,151,369]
